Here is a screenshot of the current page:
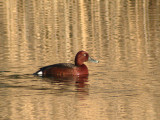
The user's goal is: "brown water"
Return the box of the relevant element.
[0,0,160,120]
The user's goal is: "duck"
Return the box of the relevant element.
[34,51,99,77]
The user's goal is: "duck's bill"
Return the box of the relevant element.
[88,57,99,63]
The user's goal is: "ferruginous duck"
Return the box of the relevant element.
[34,51,99,77]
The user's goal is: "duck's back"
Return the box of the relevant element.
[41,63,75,70]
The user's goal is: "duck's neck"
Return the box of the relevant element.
[75,59,83,66]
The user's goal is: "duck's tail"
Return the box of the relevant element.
[33,69,43,76]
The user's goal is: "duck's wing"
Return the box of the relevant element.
[40,63,75,70]
[34,63,75,76]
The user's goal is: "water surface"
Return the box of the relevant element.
[0,1,160,120]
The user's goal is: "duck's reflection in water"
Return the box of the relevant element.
[41,74,89,97]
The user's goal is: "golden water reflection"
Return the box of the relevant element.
[0,0,160,120]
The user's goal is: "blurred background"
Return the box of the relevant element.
[0,0,160,120]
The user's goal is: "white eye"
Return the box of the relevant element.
[84,54,86,56]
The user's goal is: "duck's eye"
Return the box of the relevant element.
[84,54,86,56]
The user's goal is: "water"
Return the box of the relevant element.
[0,0,160,120]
